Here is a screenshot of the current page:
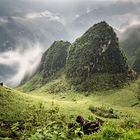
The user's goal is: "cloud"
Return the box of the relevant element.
[4,10,65,25]
[0,42,43,87]
[75,14,80,19]
[25,10,61,21]
[0,17,8,22]
[0,17,8,25]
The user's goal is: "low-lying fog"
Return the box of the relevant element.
[0,42,43,87]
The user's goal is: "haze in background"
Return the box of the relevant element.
[0,0,140,86]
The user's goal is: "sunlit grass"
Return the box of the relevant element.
[1,79,140,122]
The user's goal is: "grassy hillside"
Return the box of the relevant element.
[26,77,140,120]
[1,79,140,139]
[17,69,140,120]
[0,85,36,121]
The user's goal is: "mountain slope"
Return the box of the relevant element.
[38,41,71,80]
[19,40,71,91]
[66,21,136,91]
[0,85,33,121]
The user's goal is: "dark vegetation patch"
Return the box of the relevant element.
[0,104,139,140]
[89,106,119,119]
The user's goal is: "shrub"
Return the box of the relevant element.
[89,106,118,119]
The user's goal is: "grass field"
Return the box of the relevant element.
[26,79,140,120]
[1,79,140,120]
[0,79,140,139]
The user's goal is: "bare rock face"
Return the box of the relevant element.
[66,21,136,91]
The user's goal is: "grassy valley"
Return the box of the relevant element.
[19,74,140,120]
[1,76,140,139]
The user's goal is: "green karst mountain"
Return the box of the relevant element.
[66,21,136,91]
[20,21,137,92]
[20,40,71,91]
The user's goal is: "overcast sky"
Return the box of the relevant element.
[0,0,140,31]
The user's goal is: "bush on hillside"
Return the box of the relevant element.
[89,106,118,119]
